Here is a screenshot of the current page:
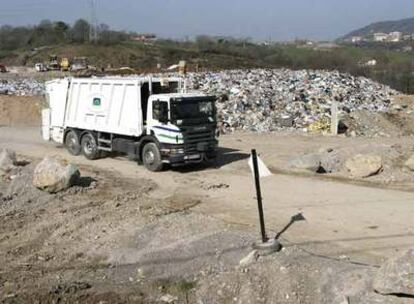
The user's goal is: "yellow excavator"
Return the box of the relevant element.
[60,57,70,71]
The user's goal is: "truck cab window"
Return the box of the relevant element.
[153,100,169,124]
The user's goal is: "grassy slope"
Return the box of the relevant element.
[1,41,261,71]
[1,40,413,93]
[2,40,412,70]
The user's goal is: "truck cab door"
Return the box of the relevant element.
[147,97,183,145]
[153,100,169,125]
[147,98,169,133]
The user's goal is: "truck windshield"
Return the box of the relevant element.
[171,99,215,121]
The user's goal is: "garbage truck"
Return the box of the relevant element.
[42,76,218,171]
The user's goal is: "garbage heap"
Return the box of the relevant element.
[0,79,45,96]
[187,69,399,132]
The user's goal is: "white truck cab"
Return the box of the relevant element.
[43,76,218,171]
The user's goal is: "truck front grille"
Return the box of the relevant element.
[181,127,216,153]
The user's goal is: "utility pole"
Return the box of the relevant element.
[89,0,98,43]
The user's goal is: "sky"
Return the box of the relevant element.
[0,0,414,41]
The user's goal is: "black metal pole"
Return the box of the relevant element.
[251,149,268,243]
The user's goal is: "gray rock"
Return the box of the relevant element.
[373,248,414,296]
[320,152,342,173]
[0,148,17,174]
[289,154,322,172]
[32,157,80,193]
[345,154,383,178]
[160,294,178,303]
[321,266,412,304]
[318,147,334,153]
[239,250,259,268]
[404,155,414,171]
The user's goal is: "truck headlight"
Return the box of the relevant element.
[170,148,185,154]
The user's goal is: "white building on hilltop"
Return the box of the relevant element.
[403,34,412,41]
[351,36,362,43]
[388,31,403,42]
[373,33,388,42]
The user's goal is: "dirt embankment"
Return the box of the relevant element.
[0,96,43,127]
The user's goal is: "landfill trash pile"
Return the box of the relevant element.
[0,69,401,134]
[187,69,399,133]
[0,79,45,96]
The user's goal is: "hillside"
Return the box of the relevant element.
[343,17,414,38]
[1,39,414,94]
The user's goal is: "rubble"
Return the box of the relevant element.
[0,79,44,96]
[0,148,17,175]
[32,157,80,193]
[239,250,259,268]
[404,155,414,171]
[187,69,398,133]
[373,248,414,296]
[160,294,178,303]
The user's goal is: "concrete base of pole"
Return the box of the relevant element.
[252,239,282,255]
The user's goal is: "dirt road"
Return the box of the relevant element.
[2,127,414,267]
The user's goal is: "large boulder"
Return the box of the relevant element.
[32,157,80,193]
[373,248,414,296]
[404,155,414,171]
[289,153,322,173]
[0,148,17,174]
[345,154,383,178]
[320,151,342,174]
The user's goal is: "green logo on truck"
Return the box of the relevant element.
[93,98,101,106]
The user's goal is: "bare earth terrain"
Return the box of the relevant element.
[0,96,42,127]
[1,94,414,303]
[1,124,414,303]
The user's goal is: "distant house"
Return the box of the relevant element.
[388,31,403,42]
[351,36,362,43]
[373,32,388,42]
[403,34,412,41]
[131,34,157,43]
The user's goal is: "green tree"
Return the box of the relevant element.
[70,19,90,43]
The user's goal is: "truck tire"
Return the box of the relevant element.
[142,142,163,172]
[65,130,81,156]
[81,133,100,160]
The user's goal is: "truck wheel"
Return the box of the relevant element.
[142,143,163,172]
[65,130,81,156]
[81,133,100,160]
